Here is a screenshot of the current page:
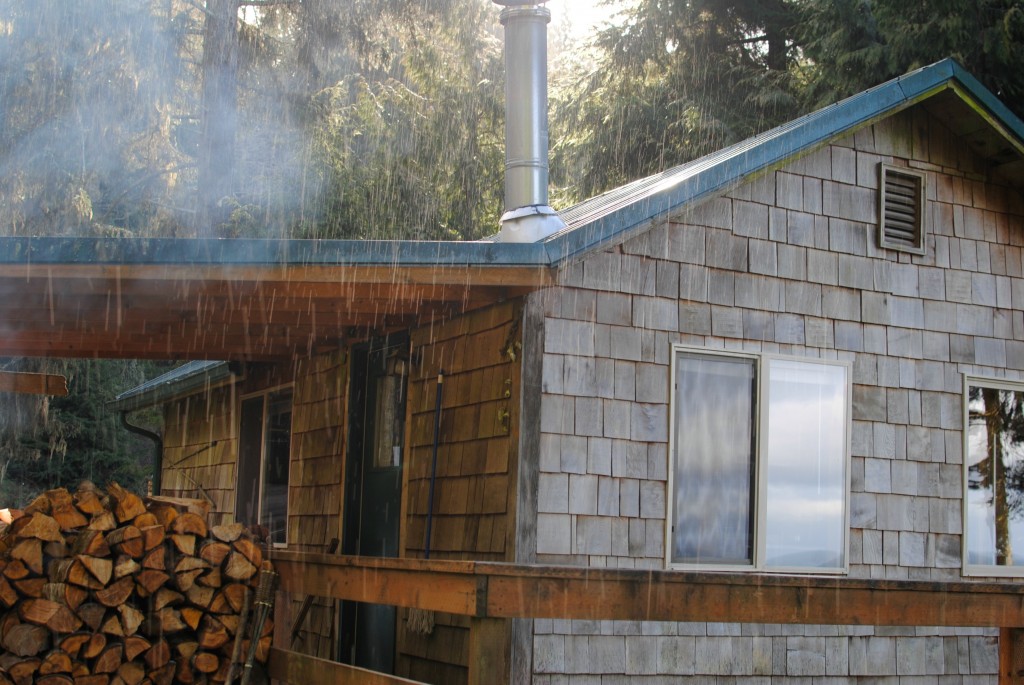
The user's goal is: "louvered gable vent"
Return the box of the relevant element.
[879,164,926,254]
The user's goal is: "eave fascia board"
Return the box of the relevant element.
[0,236,552,269]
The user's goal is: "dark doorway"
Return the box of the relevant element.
[339,335,408,672]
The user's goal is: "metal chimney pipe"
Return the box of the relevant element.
[495,1,565,242]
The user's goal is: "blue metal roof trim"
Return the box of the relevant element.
[0,236,550,267]
[542,58,1024,265]
[110,360,232,411]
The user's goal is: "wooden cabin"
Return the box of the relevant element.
[5,58,1024,683]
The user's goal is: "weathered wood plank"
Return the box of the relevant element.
[267,647,426,684]
[272,553,1024,629]
[467,617,509,685]
[0,371,67,396]
[272,553,480,617]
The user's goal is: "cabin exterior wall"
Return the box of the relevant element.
[159,353,345,659]
[527,106,1024,682]
[395,300,524,683]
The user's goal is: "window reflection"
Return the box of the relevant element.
[670,349,849,572]
[764,359,847,569]
[673,353,756,565]
[966,383,1024,568]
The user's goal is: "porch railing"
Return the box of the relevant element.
[266,551,1024,685]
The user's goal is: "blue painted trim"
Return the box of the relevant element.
[0,237,550,267]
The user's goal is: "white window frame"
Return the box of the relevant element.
[237,383,293,548]
[962,374,1024,577]
[665,346,852,574]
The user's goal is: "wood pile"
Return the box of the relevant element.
[0,483,273,685]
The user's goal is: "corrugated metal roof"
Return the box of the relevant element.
[111,361,232,411]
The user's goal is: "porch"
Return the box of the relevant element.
[267,553,1024,685]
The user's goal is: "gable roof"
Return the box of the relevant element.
[543,58,1024,264]
[0,59,1020,363]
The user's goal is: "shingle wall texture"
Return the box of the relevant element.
[531,106,1023,681]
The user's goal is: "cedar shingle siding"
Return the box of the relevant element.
[530,106,1020,682]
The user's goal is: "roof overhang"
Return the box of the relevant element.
[0,237,553,361]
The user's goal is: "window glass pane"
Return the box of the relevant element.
[672,353,756,565]
[236,397,264,528]
[261,390,292,545]
[966,384,1024,567]
[764,359,847,569]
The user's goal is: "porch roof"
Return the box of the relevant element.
[0,237,553,361]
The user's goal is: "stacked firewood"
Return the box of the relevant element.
[0,483,273,685]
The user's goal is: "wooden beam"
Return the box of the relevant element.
[0,371,68,396]
[272,553,481,617]
[270,552,1024,629]
[267,648,425,684]
[467,617,509,685]
[1002,628,1024,685]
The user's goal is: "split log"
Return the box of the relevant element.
[118,604,145,636]
[170,534,196,556]
[51,504,87,532]
[172,513,207,539]
[2,558,29,581]
[2,655,40,683]
[38,649,73,675]
[10,538,43,575]
[222,554,256,582]
[135,569,169,598]
[231,538,262,569]
[94,577,134,608]
[91,643,123,674]
[70,531,110,558]
[43,582,88,611]
[191,651,219,674]
[152,588,182,612]
[81,632,106,660]
[13,577,46,598]
[19,598,83,633]
[138,525,164,552]
[113,555,140,580]
[122,635,150,662]
[35,674,73,685]
[198,540,230,567]
[185,584,214,610]
[0,575,18,607]
[143,639,171,670]
[76,556,113,587]
[73,487,105,516]
[1,622,50,656]
[141,545,165,571]
[106,484,145,524]
[17,514,64,543]
[86,512,116,532]
[149,661,175,685]
[210,523,244,543]
[57,633,90,660]
[115,661,145,685]
[105,527,143,559]
[76,604,107,632]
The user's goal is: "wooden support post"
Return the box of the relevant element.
[467,617,509,685]
[1001,628,1024,684]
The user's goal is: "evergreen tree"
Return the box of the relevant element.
[798,0,1024,119]
[551,0,803,202]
